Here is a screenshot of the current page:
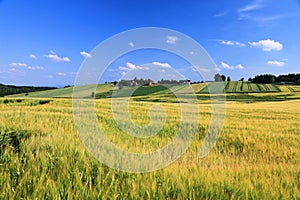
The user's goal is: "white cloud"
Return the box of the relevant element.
[267,60,286,67]
[57,72,66,76]
[221,40,245,47]
[214,67,221,72]
[121,71,126,76]
[119,66,130,71]
[214,11,228,17]
[220,62,233,69]
[44,54,71,62]
[128,42,134,47]
[9,68,17,72]
[126,62,141,70]
[49,50,56,54]
[239,0,264,13]
[237,0,286,24]
[236,64,244,69]
[27,66,44,70]
[9,62,44,70]
[80,51,92,58]
[220,62,244,70]
[166,36,178,44]
[29,54,37,59]
[222,40,234,45]
[9,62,27,67]
[152,61,171,68]
[119,62,142,71]
[248,39,283,51]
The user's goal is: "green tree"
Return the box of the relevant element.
[221,75,226,82]
[214,73,222,82]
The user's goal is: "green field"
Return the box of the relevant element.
[6,82,291,99]
[200,81,281,93]
[1,84,300,199]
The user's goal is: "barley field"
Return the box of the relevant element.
[0,93,300,199]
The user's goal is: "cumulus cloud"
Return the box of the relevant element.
[267,60,286,67]
[126,62,141,70]
[166,36,178,44]
[221,40,245,47]
[248,39,283,51]
[9,62,28,67]
[152,61,171,68]
[119,62,142,71]
[236,64,244,69]
[80,51,92,58]
[9,62,44,70]
[128,42,134,47]
[220,62,245,70]
[29,54,37,59]
[27,66,44,70]
[44,51,71,62]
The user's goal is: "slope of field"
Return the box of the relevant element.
[200,81,281,93]
[199,82,226,93]
[8,84,114,98]
[0,97,299,199]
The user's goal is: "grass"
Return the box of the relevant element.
[0,88,299,199]
[7,84,114,98]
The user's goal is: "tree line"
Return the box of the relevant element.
[214,73,300,84]
[249,73,300,84]
[0,84,56,97]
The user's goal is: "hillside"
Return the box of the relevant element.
[5,82,300,99]
[7,84,115,98]
[0,83,56,97]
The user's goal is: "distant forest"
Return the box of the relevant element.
[214,73,300,85]
[250,73,300,84]
[0,84,56,97]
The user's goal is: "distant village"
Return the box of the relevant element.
[108,78,193,89]
[106,73,300,89]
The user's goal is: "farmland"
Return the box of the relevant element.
[7,81,287,99]
[200,81,281,93]
[1,84,300,199]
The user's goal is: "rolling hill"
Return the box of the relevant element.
[5,82,300,99]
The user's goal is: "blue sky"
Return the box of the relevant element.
[0,0,299,87]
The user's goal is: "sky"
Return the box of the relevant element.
[0,0,300,87]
